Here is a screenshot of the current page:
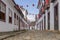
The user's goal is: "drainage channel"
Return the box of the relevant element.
[0,31,26,40]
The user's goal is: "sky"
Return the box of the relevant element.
[14,0,39,14]
[14,0,39,22]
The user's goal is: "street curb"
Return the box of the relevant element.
[0,31,26,40]
[45,30,60,34]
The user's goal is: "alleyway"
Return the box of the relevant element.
[1,0,60,40]
[4,30,60,40]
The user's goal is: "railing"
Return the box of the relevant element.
[51,0,56,2]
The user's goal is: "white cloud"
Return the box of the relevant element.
[27,15,35,22]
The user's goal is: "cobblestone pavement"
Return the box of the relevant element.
[4,30,60,40]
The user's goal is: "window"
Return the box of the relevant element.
[8,8,12,23]
[9,17,12,23]
[0,1,6,13]
[17,15,19,25]
[14,13,16,25]
[0,1,6,22]
[0,13,5,22]
[14,13,16,18]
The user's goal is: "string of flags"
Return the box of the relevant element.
[26,4,35,7]
[20,4,35,8]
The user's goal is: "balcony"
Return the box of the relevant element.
[51,0,56,3]
[41,7,45,14]
[45,0,50,10]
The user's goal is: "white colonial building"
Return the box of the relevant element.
[36,0,60,31]
[0,0,29,32]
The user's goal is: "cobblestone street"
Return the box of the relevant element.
[4,30,60,40]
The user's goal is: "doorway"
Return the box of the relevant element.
[44,16,46,30]
[42,20,43,30]
[54,4,58,30]
[48,12,50,30]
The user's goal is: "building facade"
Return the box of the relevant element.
[36,0,60,31]
[0,0,29,32]
[20,6,29,30]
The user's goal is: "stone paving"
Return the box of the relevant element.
[4,30,60,40]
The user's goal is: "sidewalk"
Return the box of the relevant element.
[0,30,26,40]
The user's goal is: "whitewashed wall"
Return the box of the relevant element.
[0,0,28,32]
[58,0,60,31]
[36,0,60,31]
[35,14,45,30]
